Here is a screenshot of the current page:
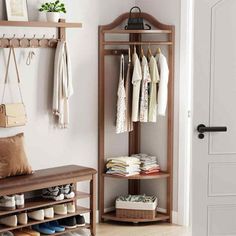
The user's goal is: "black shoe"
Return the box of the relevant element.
[58,217,77,229]
[75,215,85,226]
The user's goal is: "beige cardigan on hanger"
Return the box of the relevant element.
[53,40,73,128]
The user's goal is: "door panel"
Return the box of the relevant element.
[193,0,236,235]
[209,163,236,196]
[209,0,236,154]
[208,205,236,236]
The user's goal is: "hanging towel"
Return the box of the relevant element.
[125,53,134,132]
[131,51,142,122]
[53,40,73,128]
[148,56,160,122]
[156,52,169,116]
[140,55,151,122]
[116,55,127,134]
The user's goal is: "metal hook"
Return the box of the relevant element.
[41,34,46,40]
[1,34,5,39]
[10,34,16,40]
[20,34,26,40]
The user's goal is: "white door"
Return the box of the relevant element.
[192,0,236,235]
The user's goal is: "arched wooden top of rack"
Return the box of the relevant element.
[99,12,174,34]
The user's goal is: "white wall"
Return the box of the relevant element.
[0,0,180,215]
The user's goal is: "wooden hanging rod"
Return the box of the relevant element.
[0,20,82,28]
[103,41,173,46]
[102,29,172,34]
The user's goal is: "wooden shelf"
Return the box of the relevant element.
[0,197,75,217]
[103,172,170,180]
[77,191,91,199]
[0,20,82,28]
[103,41,172,46]
[0,207,90,233]
[103,29,172,34]
[102,211,170,223]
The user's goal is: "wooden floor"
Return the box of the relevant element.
[97,222,191,236]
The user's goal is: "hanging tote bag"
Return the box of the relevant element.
[0,47,27,128]
[125,7,151,30]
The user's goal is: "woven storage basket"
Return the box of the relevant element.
[116,208,156,219]
[116,196,158,219]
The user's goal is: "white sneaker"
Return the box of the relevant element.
[61,184,75,199]
[44,207,54,219]
[28,209,44,221]
[53,204,67,215]
[0,196,16,211]
[42,187,64,201]
[0,232,14,236]
[17,213,28,225]
[0,215,17,227]
[15,194,24,209]
[67,203,76,214]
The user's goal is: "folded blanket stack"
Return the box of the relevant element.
[132,154,160,174]
[106,156,141,177]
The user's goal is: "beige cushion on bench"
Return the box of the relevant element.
[0,133,32,178]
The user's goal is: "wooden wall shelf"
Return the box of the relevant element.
[0,165,97,236]
[0,20,82,28]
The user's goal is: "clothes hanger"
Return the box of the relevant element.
[147,43,153,58]
[140,46,144,58]
[156,47,162,55]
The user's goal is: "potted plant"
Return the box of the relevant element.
[39,0,66,22]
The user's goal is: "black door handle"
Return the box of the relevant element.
[197,124,227,139]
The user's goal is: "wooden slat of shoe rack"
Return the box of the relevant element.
[0,165,97,236]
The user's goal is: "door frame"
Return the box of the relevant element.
[177,0,194,226]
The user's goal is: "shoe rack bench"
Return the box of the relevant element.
[98,12,174,223]
[0,165,97,236]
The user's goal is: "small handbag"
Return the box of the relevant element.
[0,47,27,128]
[125,6,151,30]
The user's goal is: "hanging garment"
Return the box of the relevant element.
[156,52,169,116]
[140,55,151,122]
[131,51,142,122]
[148,56,160,122]
[116,55,127,134]
[125,51,134,132]
[53,40,73,129]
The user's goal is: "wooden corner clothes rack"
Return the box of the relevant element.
[0,165,97,236]
[0,19,82,48]
[98,13,175,223]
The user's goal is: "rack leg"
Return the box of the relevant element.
[90,174,96,236]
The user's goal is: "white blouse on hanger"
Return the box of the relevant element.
[132,51,142,122]
[116,54,127,134]
[140,55,151,122]
[148,55,160,122]
[156,52,169,116]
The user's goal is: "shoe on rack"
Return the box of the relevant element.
[17,212,28,225]
[0,196,16,211]
[42,186,64,201]
[58,216,77,229]
[53,204,67,215]
[28,209,44,221]
[0,231,14,236]
[21,228,40,236]
[12,230,31,236]
[0,215,17,227]
[32,224,55,235]
[61,184,75,199]
[75,215,86,227]
[46,221,65,232]
[44,207,54,219]
[15,194,24,209]
[67,202,76,214]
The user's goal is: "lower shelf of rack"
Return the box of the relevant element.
[0,207,90,233]
[102,211,170,223]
